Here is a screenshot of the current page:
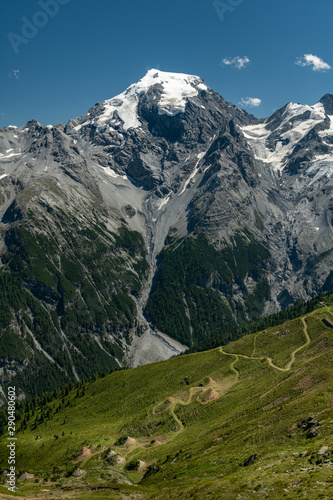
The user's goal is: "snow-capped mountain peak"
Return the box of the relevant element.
[241,99,329,172]
[76,69,208,132]
[3,72,333,391]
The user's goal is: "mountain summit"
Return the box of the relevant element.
[0,71,333,399]
[78,69,209,131]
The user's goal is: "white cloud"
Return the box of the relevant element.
[239,97,262,108]
[295,54,331,72]
[8,69,20,79]
[221,56,250,70]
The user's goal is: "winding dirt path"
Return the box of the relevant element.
[251,333,258,357]
[220,315,311,374]
[169,404,184,434]
[267,317,310,371]
[164,314,313,442]
[218,351,241,382]
[125,312,316,462]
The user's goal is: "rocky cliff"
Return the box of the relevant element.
[0,69,332,400]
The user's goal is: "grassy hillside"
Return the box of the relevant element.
[0,299,333,499]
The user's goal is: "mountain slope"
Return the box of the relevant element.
[1,297,332,499]
[1,70,333,397]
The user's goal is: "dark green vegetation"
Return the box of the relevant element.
[0,190,148,398]
[1,299,332,499]
[188,292,329,354]
[146,232,271,346]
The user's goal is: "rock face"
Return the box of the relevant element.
[72,468,84,477]
[18,472,34,481]
[298,417,322,439]
[240,454,257,467]
[1,69,333,399]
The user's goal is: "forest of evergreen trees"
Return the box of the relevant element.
[187,291,333,354]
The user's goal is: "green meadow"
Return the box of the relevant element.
[0,300,332,499]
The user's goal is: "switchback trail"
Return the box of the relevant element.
[154,314,313,444]
[219,314,311,375]
[267,316,310,371]
[126,313,315,459]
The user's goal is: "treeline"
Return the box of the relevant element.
[186,291,333,354]
[1,289,331,437]
[0,367,129,438]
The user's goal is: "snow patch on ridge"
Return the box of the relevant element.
[0,152,22,161]
[179,152,208,195]
[306,154,333,186]
[158,194,171,210]
[319,115,333,141]
[96,164,128,181]
[241,102,326,171]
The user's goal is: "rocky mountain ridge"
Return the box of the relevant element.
[0,69,333,399]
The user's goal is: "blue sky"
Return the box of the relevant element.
[1,0,332,128]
